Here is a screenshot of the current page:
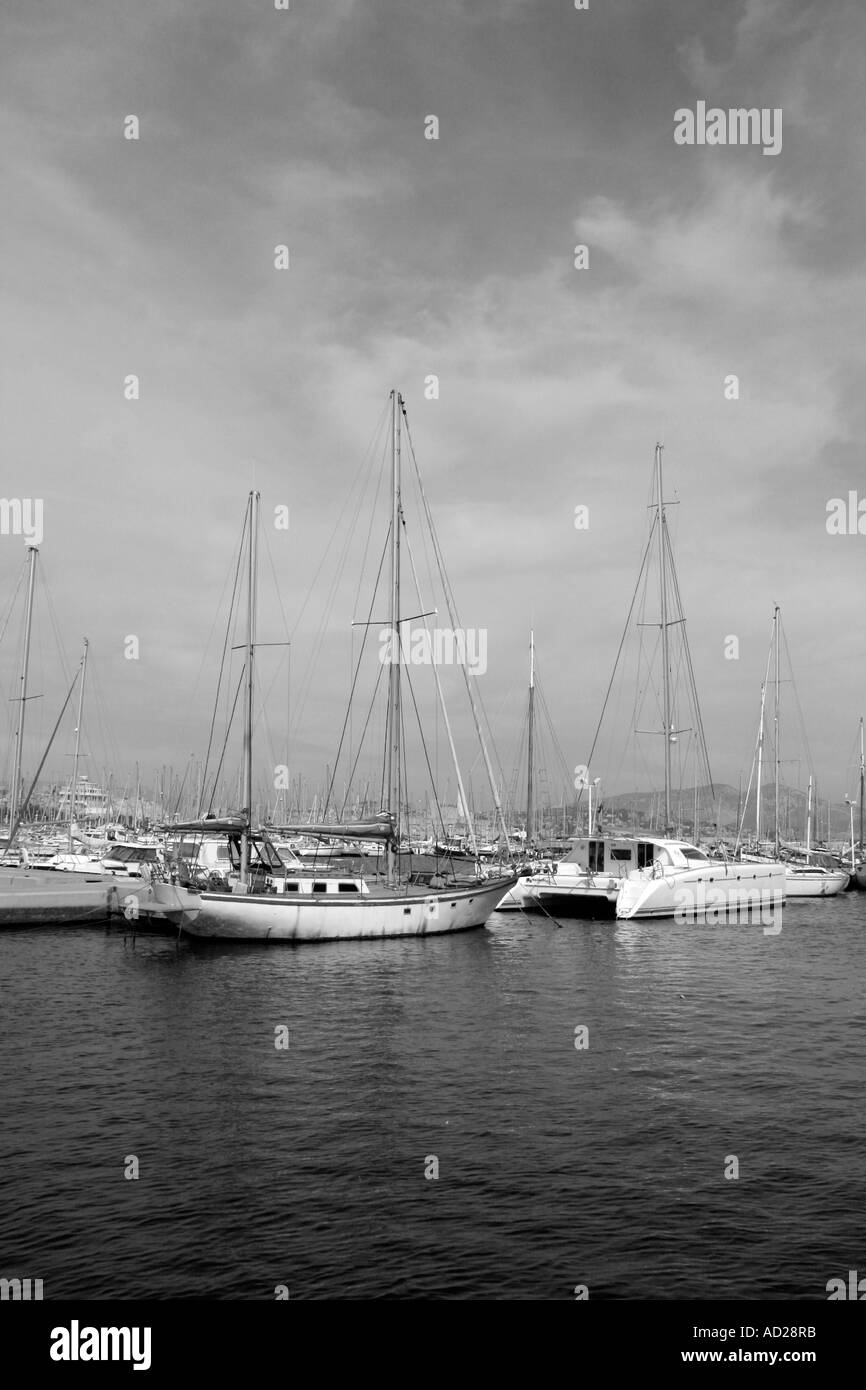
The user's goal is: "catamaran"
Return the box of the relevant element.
[178,392,517,941]
[610,446,786,921]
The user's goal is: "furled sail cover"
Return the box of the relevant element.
[166,816,249,834]
[272,815,396,843]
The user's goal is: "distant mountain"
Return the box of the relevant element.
[598,783,850,839]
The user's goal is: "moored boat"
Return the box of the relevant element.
[735,611,849,900]
[0,866,121,927]
[615,839,786,921]
[783,863,850,896]
[177,395,516,943]
[525,835,655,919]
[0,863,200,930]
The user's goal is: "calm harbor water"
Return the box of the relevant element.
[2,897,865,1300]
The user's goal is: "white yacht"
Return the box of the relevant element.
[740,851,849,897]
[784,864,849,895]
[616,838,785,920]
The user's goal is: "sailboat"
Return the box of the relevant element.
[612,446,786,921]
[496,631,578,910]
[497,630,544,911]
[178,392,517,941]
[0,549,196,929]
[840,718,866,889]
[858,718,866,886]
[738,607,849,897]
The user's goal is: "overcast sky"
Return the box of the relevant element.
[2,0,865,817]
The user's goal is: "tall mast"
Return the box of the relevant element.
[806,774,812,864]
[756,685,765,844]
[773,604,780,857]
[385,389,402,883]
[859,717,864,853]
[9,546,38,840]
[240,490,259,888]
[753,610,779,847]
[655,444,672,832]
[68,638,88,851]
[134,760,140,834]
[526,630,535,852]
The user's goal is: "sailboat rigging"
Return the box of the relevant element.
[496,445,783,921]
[737,606,849,897]
[176,391,517,941]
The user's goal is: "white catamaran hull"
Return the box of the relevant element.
[496,877,537,911]
[183,877,516,941]
[616,862,786,921]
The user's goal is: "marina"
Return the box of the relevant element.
[2,406,864,1308]
[2,0,864,1334]
[4,433,863,934]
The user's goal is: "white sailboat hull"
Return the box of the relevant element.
[135,880,202,927]
[784,867,849,897]
[740,855,851,898]
[183,877,516,941]
[616,862,786,921]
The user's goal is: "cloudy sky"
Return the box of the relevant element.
[2,0,865,819]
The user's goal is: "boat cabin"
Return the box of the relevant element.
[101,844,163,875]
[556,836,710,877]
[265,875,371,896]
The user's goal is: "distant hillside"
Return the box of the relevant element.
[597,783,852,840]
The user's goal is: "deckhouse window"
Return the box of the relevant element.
[588,840,604,873]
